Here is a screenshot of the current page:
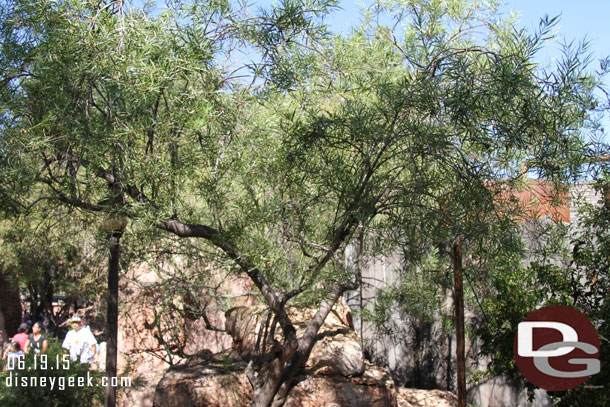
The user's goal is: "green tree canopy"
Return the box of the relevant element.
[1,0,608,406]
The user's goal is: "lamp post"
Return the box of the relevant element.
[102,215,127,407]
[452,241,466,407]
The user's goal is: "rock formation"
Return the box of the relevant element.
[153,352,398,407]
[153,301,457,407]
[223,303,365,377]
[121,264,457,407]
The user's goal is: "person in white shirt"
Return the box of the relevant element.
[62,316,97,364]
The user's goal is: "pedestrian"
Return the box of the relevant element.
[2,342,24,371]
[23,309,31,325]
[62,316,97,364]
[25,321,48,354]
[11,323,29,351]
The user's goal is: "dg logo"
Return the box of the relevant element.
[514,305,600,391]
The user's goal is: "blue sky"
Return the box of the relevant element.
[315,0,610,143]
[320,1,610,65]
[501,1,610,65]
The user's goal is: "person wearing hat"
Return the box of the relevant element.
[11,323,29,351]
[62,316,97,364]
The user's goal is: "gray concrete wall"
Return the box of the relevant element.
[569,182,601,228]
[345,182,599,407]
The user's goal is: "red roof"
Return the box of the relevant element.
[497,179,570,223]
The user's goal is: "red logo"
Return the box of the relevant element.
[513,305,600,391]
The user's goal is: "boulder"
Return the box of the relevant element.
[224,306,262,358]
[153,354,397,407]
[306,328,364,377]
[115,263,254,407]
[153,352,251,407]
[224,302,364,377]
[396,388,457,407]
[284,363,398,407]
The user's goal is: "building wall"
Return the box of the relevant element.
[345,182,599,407]
[569,182,602,228]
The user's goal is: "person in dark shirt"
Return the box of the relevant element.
[25,322,48,354]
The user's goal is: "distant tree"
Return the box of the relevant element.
[0,208,103,335]
[0,341,104,407]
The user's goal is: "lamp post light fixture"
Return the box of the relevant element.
[102,215,128,233]
[102,214,127,407]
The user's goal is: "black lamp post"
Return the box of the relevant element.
[102,215,127,407]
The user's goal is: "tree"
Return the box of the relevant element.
[0,208,104,335]
[1,0,606,406]
[0,1,346,405]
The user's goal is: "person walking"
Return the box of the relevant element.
[25,321,48,354]
[62,316,97,364]
[11,323,29,351]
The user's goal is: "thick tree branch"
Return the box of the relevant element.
[201,312,225,332]
[38,152,301,368]
[156,218,299,357]
[270,282,354,407]
[156,219,220,239]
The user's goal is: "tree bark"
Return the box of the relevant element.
[250,283,349,407]
[452,242,466,407]
[250,352,293,407]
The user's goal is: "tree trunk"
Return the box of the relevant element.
[250,283,349,407]
[27,284,39,322]
[105,233,121,407]
[0,274,22,336]
[40,270,55,323]
[0,309,8,352]
[250,353,292,407]
[452,242,466,407]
